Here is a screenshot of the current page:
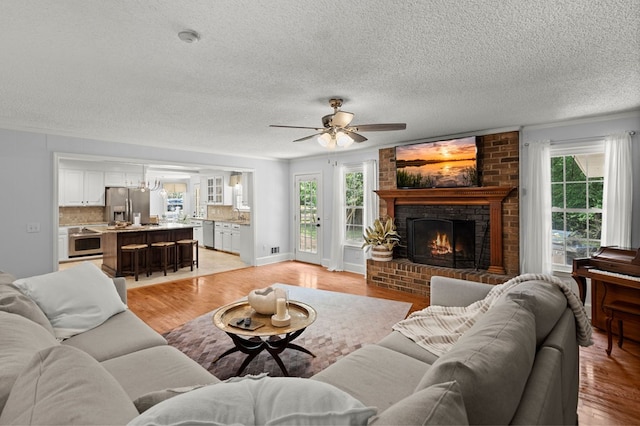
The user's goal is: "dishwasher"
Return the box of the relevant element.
[203,220,215,249]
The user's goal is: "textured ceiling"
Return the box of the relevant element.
[0,0,638,160]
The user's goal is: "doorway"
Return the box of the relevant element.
[294,173,322,265]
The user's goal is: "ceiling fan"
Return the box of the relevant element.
[269,98,406,149]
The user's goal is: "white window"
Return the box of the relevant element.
[344,165,364,245]
[551,144,604,270]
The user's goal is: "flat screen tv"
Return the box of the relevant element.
[395,136,478,188]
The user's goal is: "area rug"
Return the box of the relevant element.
[163,284,411,380]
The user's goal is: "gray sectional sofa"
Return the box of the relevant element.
[0,269,219,425]
[1,266,582,425]
[312,276,582,425]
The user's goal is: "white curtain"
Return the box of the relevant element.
[521,140,552,274]
[601,133,633,247]
[327,164,345,271]
[363,160,378,263]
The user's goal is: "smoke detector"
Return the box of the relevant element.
[178,30,200,43]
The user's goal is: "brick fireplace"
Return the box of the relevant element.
[367,131,520,297]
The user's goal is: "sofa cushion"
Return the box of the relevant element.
[0,283,54,335]
[101,345,219,401]
[62,309,167,362]
[128,376,377,426]
[371,381,468,425]
[377,330,439,365]
[0,311,59,413]
[416,298,536,425]
[0,345,138,426]
[12,262,126,339]
[312,344,430,412]
[503,279,567,345]
[0,271,16,286]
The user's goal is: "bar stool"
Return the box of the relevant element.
[604,300,640,356]
[120,244,149,281]
[177,239,199,271]
[150,241,177,276]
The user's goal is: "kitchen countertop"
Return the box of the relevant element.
[87,223,196,233]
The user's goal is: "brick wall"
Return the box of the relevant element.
[371,131,520,295]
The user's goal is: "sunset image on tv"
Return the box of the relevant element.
[395,137,478,188]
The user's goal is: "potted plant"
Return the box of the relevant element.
[362,217,400,261]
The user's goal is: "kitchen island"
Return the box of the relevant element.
[89,223,195,278]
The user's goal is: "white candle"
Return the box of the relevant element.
[276,297,286,319]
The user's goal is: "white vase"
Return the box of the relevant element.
[247,286,286,314]
[371,246,393,262]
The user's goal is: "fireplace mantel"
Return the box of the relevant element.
[376,186,515,274]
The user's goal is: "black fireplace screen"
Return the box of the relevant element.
[407,218,475,268]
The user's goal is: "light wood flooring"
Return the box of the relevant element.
[126,261,640,425]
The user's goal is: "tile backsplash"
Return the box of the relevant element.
[59,207,105,225]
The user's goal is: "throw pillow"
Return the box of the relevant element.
[0,345,139,425]
[0,283,55,335]
[12,262,126,339]
[0,311,60,414]
[128,376,377,426]
[371,381,468,425]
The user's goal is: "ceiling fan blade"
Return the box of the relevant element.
[269,125,324,131]
[331,111,354,128]
[292,133,324,143]
[349,123,407,132]
[344,130,367,143]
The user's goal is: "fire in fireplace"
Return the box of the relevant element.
[407,218,475,268]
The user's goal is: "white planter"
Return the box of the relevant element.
[371,246,393,262]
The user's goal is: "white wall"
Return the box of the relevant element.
[0,129,290,278]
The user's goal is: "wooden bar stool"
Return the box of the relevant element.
[176,239,199,271]
[604,300,640,356]
[150,241,177,276]
[120,244,148,281]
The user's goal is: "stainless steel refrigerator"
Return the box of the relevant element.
[105,187,151,224]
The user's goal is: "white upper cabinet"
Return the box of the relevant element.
[59,169,105,206]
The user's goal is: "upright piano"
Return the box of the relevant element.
[573,246,640,342]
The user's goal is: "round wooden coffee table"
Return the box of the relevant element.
[211,300,317,376]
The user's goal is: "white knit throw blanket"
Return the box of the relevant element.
[392,273,594,357]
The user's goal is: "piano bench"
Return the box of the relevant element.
[603,300,640,356]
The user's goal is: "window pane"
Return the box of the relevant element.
[588,212,602,240]
[551,183,564,208]
[552,211,565,231]
[565,156,586,181]
[565,183,586,208]
[566,212,587,238]
[588,181,603,209]
[551,157,564,183]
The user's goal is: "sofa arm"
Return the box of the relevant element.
[112,277,127,305]
[430,276,493,307]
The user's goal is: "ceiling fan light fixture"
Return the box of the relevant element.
[335,131,354,147]
[317,133,333,148]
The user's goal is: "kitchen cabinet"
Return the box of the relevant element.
[230,224,240,254]
[104,171,143,187]
[206,176,224,204]
[214,222,223,250]
[191,219,204,247]
[59,169,105,206]
[58,227,69,261]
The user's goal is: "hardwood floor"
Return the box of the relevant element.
[127,261,640,425]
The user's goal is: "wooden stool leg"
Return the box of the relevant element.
[173,245,178,272]
[133,250,139,281]
[618,319,624,348]
[606,314,613,356]
[195,243,199,269]
[162,246,168,276]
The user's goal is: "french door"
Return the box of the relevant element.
[294,173,322,265]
